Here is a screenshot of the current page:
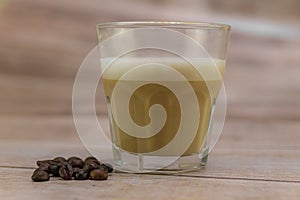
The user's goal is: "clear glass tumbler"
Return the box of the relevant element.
[97,21,231,173]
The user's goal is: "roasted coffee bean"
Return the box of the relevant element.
[82,164,89,173]
[36,160,51,166]
[48,160,59,165]
[59,163,73,180]
[84,156,100,164]
[102,163,113,173]
[73,167,80,175]
[50,161,68,177]
[67,156,80,162]
[74,169,89,180]
[32,169,50,182]
[49,164,60,177]
[49,161,65,177]
[84,156,97,162]
[68,157,84,168]
[34,156,113,182]
[90,169,108,180]
[53,157,66,163]
[83,162,99,174]
[99,164,108,173]
[38,163,50,173]
[85,159,100,166]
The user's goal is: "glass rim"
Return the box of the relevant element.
[97,21,231,30]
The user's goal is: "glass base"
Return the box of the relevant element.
[113,145,208,174]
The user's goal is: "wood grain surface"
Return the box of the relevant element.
[1,0,300,199]
[1,168,300,200]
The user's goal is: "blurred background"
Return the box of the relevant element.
[0,0,299,146]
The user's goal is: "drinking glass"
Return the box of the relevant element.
[97,21,231,173]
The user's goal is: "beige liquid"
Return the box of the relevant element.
[102,58,225,156]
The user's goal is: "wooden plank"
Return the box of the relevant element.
[185,148,300,182]
[0,168,299,200]
[0,114,299,182]
[1,140,299,182]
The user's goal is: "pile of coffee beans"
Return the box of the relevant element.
[31,156,113,182]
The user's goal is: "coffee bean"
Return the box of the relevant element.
[33,156,113,182]
[83,162,99,174]
[102,163,113,173]
[85,159,100,166]
[74,169,89,180]
[99,164,108,173]
[67,156,80,162]
[36,160,51,166]
[59,163,74,180]
[73,167,80,175]
[32,169,50,182]
[49,164,60,177]
[38,163,50,173]
[84,156,97,162]
[49,161,65,177]
[53,157,67,163]
[68,157,84,168]
[85,160,100,167]
[84,156,100,165]
[90,169,108,180]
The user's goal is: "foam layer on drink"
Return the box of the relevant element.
[101,57,225,81]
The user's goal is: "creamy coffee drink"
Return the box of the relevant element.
[102,58,225,156]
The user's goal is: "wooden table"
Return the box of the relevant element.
[1,0,300,199]
[1,50,300,199]
[1,113,300,199]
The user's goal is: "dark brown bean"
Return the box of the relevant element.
[38,163,50,173]
[84,156,100,165]
[68,157,84,168]
[59,163,74,180]
[83,162,99,174]
[34,156,112,182]
[32,169,50,182]
[99,164,108,173]
[49,164,60,177]
[67,156,79,162]
[53,157,67,163]
[84,156,97,162]
[50,161,68,177]
[36,160,51,166]
[49,161,65,177]
[102,163,113,173]
[85,159,100,166]
[73,167,80,175]
[74,169,89,180]
[90,169,108,180]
